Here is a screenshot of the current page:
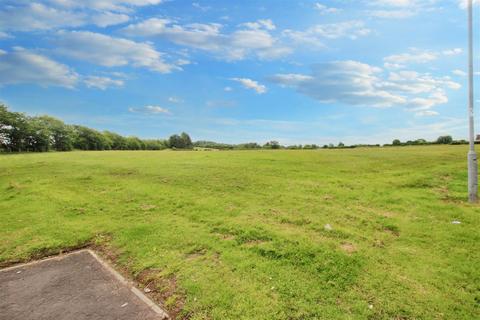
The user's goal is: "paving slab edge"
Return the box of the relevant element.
[0,249,170,320]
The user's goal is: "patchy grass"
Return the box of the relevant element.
[0,146,479,319]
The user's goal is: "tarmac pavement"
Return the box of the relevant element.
[0,250,168,320]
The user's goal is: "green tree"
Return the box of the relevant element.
[194,140,234,150]
[169,133,193,149]
[0,105,35,152]
[180,132,193,149]
[25,117,52,152]
[104,131,128,150]
[236,142,261,149]
[125,136,143,150]
[392,139,401,146]
[144,139,167,150]
[414,139,427,145]
[264,141,281,149]
[36,116,74,151]
[436,135,453,144]
[73,126,109,150]
[168,134,184,149]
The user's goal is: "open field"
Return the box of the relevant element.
[1,146,479,319]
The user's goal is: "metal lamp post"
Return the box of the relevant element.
[468,0,478,202]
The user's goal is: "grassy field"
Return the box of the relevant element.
[1,146,479,319]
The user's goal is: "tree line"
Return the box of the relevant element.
[193,137,469,150]
[0,105,186,152]
[388,136,469,146]
[0,105,472,153]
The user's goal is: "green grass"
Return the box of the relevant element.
[1,146,479,319]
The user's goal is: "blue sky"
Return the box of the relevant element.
[0,0,477,144]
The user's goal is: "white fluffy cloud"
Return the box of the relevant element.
[384,50,437,67]
[415,110,439,116]
[367,0,439,19]
[128,105,171,114]
[168,97,183,103]
[384,48,465,70]
[0,1,164,31]
[240,19,276,31]
[383,70,460,93]
[91,12,130,27]
[270,60,460,114]
[283,20,371,47]
[0,47,78,88]
[192,2,211,11]
[54,31,180,73]
[125,19,223,50]
[409,91,448,109]
[271,61,405,107]
[0,32,12,39]
[443,48,463,56]
[48,0,164,12]
[123,18,291,61]
[231,78,267,94]
[0,3,85,31]
[369,10,415,18]
[370,0,416,6]
[84,76,124,90]
[0,47,129,90]
[314,3,340,14]
[452,69,467,77]
[122,17,372,61]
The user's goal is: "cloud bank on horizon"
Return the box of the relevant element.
[0,0,476,144]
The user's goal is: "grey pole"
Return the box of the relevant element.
[468,0,478,203]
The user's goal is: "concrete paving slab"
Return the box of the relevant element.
[0,250,169,320]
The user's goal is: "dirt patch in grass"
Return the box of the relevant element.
[383,225,400,237]
[185,252,204,260]
[340,243,357,254]
[266,208,285,216]
[215,233,235,241]
[225,204,237,212]
[435,185,463,203]
[109,169,139,177]
[136,270,186,319]
[185,247,207,260]
[381,211,396,218]
[243,239,269,247]
[7,181,23,190]
[373,239,385,248]
[279,217,312,226]
[437,186,465,204]
[140,204,157,211]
